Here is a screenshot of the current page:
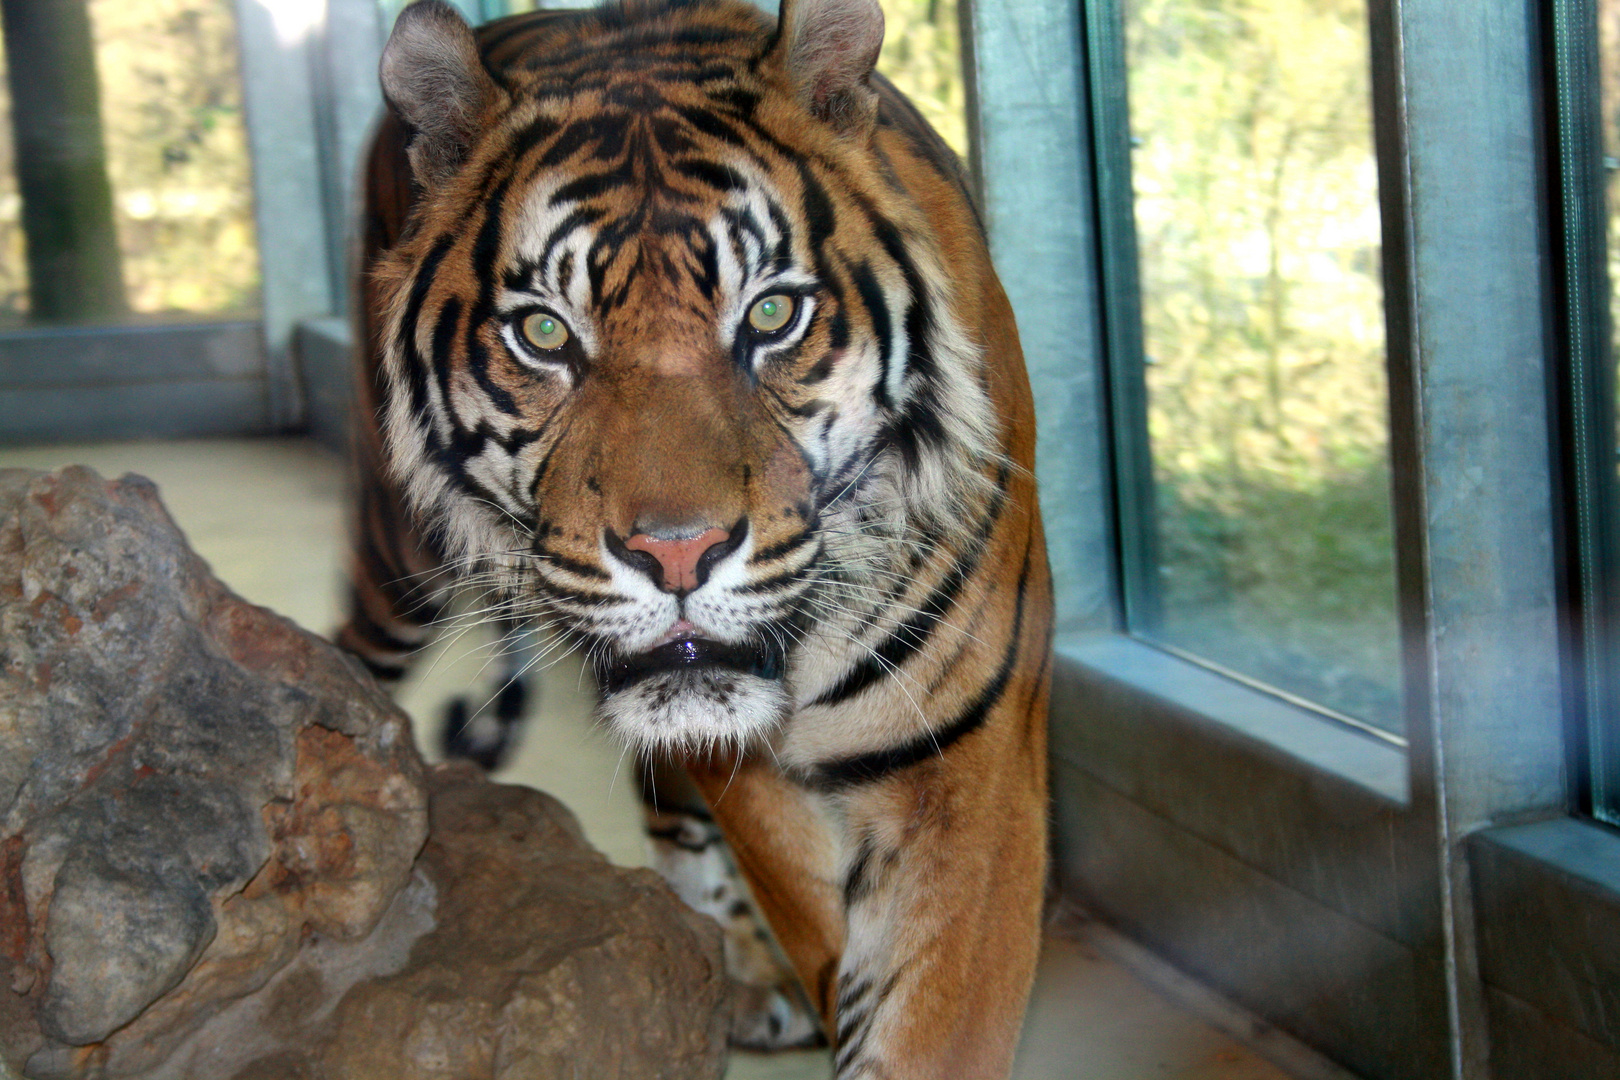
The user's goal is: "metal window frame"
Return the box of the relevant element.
[1545,0,1620,826]
[969,0,1604,1076]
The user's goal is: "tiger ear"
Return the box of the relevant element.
[772,0,886,137]
[380,0,499,188]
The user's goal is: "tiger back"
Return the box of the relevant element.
[339,0,1053,1074]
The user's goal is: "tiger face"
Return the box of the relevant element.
[375,0,1000,753]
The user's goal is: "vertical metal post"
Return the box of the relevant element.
[1076,0,1159,635]
[1387,1,1569,1075]
[967,0,1115,637]
[232,0,335,429]
[311,0,385,317]
[1545,0,1620,825]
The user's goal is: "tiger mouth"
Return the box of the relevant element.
[595,637,785,695]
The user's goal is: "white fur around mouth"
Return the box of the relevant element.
[595,666,789,753]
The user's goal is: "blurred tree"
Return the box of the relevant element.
[0,0,126,321]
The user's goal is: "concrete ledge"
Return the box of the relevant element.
[0,321,271,444]
[1058,635,1407,803]
[1471,817,1620,1062]
[0,379,272,445]
[0,320,264,388]
[1051,637,1415,940]
[1051,758,1445,1080]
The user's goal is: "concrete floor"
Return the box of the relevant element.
[0,437,1330,1080]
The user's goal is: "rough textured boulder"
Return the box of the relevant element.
[0,466,430,1078]
[209,765,731,1080]
[0,467,728,1080]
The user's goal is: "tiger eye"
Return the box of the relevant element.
[747,294,795,334]
[521,312,570,350]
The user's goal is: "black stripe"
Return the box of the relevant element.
[737,568,808,597]
[397,235,457,434]
[673,103,752,150]
[508,114,562,167]
[430,295,464,440]
[530,22,751,71]
[721,204,768,267]
[764,196,793,271]
[833,969,902,1075]
[344,598,423,656]
[866,212,938,382]
[809,467,1010,708]
[533,206,607,274]
[354,654,408,682]
[842,838,876,907]
[752,530,814,565]
[551,167,636,204]
[797,161,837,252]
[835,1008,872,1065]
[847,261,892,408]
[537,550,610,582]
[810,537,1033,791]
[463,177,523,416]
[835,973,872,1016]
[672,158,748,193]
[539,117,609,169]
[802,350,836,384]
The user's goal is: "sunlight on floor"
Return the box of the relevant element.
[0,437,1313,1080]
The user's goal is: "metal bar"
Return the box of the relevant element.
[1077,0,1158,636]
[968,0,1116,637]
[1391,1,1569,1076]
[231,0,336,430]
[1545,0,1620,826]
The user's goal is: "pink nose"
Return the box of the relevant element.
[624,527,732,594]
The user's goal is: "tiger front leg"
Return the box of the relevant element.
[826,759,1047,1080]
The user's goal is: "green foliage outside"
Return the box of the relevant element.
[876,0,968,157]
[0,0,258,322]
[1127,0,1400,729]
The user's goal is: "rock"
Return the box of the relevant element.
[0,467,729,1080]
[0,467,429,1077]
[212,765,730,1080]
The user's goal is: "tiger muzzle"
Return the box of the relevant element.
[595,635,786,694]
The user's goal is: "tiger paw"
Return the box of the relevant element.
[729,982,826,1051]
[438,676,529,771]
[646,807,826,1049]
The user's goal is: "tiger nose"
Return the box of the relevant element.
[624,527,733,594]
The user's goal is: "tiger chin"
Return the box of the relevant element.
[340,0,1054,1074]
[592,631,792,752]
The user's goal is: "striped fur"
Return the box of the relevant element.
[339,0,1052,1074]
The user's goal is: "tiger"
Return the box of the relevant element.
[334,0,1053,1074]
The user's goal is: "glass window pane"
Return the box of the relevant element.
[1119,0,1402,733]
[0,0,259,326]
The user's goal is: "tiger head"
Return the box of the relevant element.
[374,0,1002,753]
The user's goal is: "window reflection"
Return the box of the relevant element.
[1123,0,1401,732]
